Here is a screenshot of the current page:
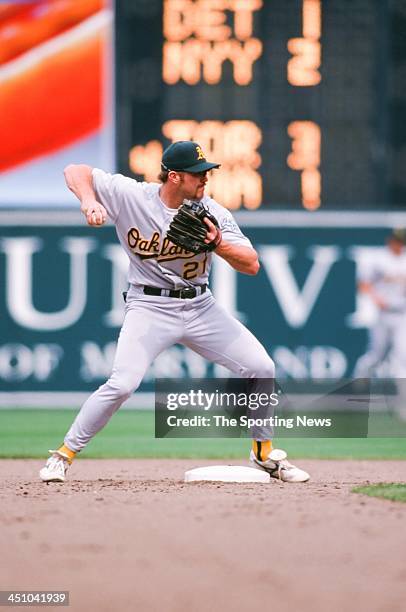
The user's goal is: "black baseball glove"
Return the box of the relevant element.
[166,200,222,254]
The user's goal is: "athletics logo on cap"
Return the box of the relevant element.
[196,146,205,160]
[161,141,221,174]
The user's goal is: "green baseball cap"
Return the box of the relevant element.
[161,141,221,173]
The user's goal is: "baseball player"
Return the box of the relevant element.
[39,141,310,483]
[354,229,406,378]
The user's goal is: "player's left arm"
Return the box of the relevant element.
[204,218,259,275]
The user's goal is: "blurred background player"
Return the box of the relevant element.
[354,229,406,379]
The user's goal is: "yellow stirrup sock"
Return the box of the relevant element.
[252,440,272,462]
[57,444,76,464]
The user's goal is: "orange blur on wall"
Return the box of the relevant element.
[0,0,107,173]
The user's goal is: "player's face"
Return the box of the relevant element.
[388,238,404,255]
[179,170,209,200]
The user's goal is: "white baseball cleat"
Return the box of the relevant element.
[250,448,310,483]
[39,450,70,483]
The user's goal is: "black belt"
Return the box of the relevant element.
[143,285,207,299]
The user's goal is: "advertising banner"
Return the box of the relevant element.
[1,211,405,404]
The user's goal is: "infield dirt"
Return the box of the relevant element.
[1,459,405,612]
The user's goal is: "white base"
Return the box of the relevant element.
[184,465,270,483]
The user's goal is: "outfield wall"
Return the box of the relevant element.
[1,210,406,406]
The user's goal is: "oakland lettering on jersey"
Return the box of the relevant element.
[127,228,160,256]
[159,237,195,261]
[127,227,195,261]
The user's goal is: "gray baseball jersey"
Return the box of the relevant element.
[92,168,252,289]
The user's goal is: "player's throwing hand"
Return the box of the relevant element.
[82,200,107,226]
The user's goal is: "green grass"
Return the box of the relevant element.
[0,409,406,460]
[353,484,406,503]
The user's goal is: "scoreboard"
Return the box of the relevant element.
[115,0,405,211]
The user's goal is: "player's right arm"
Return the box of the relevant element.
[64,164,107,226]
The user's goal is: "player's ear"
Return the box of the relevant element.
[168,171,181,184]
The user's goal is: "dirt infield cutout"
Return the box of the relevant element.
[1,459,405,612]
